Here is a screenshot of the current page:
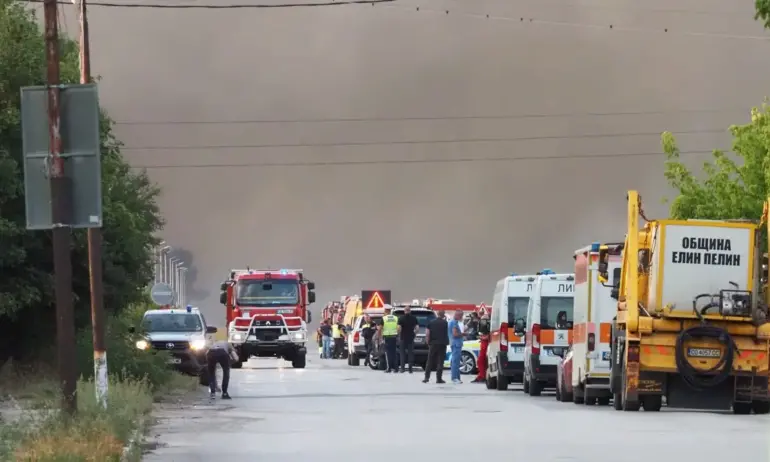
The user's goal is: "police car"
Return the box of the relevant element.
[134,305,218,384]
[444,339,480,375]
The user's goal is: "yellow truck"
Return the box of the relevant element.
[600,190,770,413]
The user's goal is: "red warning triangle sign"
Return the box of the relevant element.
[365,291,385,309]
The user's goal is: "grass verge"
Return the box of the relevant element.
[0,373,198,462]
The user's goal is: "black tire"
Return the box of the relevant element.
[486,371,497,390]
[641,395,662,412]
[523,374,530,393]
[585,396,597,406]
[613,392,623,411]
[562,386,573,403]
[292,353,306,369]
[496,362,508,391]
[198,368,209,387]
[528,377,542,396]
[733,402,752,415]
[753,401,770,415]
[598,397,611,406]
[351,354,360,366]
[347,354,353,365]
[368,356,379,371]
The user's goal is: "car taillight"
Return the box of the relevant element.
[354,331,360,343]
[500,322,508,352]
[532,324,541,355]
[587,333,595,352]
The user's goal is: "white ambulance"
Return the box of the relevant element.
[485,273,536,391]
[567,243,622,405]
[523,269,575,396]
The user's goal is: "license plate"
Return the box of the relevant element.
[687,348,721,358]
[167,358,182,364]
[415,337,425,344]
[512,346,524,353]
[601,351,611,361]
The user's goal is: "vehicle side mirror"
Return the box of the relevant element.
[219,291,227,305]
[307,311,312,323]
[307,281,316,290]
[308,291,316,304]
[206,326,218,334]
[220,282,228,291]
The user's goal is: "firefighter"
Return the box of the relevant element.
[472,313,491,383]
[381,306,399,373]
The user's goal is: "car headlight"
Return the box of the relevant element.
[135,340,149,350]
[231,333,243,341]
[293,332,306,340]
[190,339,206,351]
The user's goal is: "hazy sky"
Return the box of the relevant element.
[51,0,769,325]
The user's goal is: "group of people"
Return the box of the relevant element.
[317,319,352,359]
[422,309,490,384]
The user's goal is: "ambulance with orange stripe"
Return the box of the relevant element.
[485,273,536,391]
[567,242,623,405]
[523,269,575,396]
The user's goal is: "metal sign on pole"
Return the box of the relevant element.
[150,282,176,306]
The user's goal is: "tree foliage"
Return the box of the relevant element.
[0,0,163,360]
[661,104,770,222]
[757,0,770,30]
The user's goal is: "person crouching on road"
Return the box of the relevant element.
[207,340,237,400]
[381,307,399,373]
[472,314,491,384]
[320,320,333,359]
[361,315,376,366]
[448,310,465,384]
[423,310,448,384]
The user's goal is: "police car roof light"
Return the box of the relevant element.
[590,242,600,252]
[186,305,192,313]
[541,268,554,275]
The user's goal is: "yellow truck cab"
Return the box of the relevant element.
[486,274,537,391]
[605,191,770,414]
[570,242,623,405]
[523,270,575,396]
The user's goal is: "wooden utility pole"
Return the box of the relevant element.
[78,0,108,408]
[44,0,77,415]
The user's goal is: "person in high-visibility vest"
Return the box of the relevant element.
[332,322,343,359]
[381,306,399,373]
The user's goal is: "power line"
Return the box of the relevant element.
[27,0,394,8]
[113,108,748,126]
[121,128,726,151]
[129,148,717,170]
[379,3,770,42]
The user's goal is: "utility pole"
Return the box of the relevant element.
[44,0,77,415]
[77,0,107,409]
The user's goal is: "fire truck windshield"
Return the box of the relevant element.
[236,279,300,307]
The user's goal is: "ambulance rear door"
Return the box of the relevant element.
[537,274,575,368]
[587,253,622,377]
[505,276,535,362]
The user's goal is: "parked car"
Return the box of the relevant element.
[556,344,574,402]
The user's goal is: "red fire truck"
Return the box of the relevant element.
[219,268,316,369]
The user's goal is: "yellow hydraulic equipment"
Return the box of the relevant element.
[597,191,770,414]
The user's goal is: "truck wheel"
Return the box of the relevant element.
[351,354,360,366]
[753,400,770,414]
[198,368,210,387]
[528,378,542,396]
[486,371,497,390]
[292,353,306,369]
[641,395,662,412]
[733,402,752,415]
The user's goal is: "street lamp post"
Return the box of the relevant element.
[169,257,180,305]
[159,246,171,284]
[178,267,187,307]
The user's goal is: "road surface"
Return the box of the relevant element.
[144,357,770,462]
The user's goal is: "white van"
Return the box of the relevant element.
[568,243,622,405]
[486,274,537,391]
[523,269,575,396]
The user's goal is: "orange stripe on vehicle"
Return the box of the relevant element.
[599,323,612,343]
[539,329,573,344]
[506,328,522,342]
[573,323,586,343]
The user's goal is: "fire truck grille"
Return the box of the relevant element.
[250,328,283,342]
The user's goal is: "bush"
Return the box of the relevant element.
[75,303,173,390]
[2,378,154,462]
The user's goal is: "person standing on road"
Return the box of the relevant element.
[472,314,491,383]
[397,307,419,373]
[423,310,448,383]
[332,321,343,358]
[448,310,465,384]
[207,340,237,399]
[381,306,399,373]
[320,320,333,359]
[361,315,376,366]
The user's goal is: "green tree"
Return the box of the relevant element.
[661,104,770,221]
[0,0,163,360]
[757,0,770,29]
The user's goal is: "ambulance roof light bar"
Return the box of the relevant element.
[590,242,601,252]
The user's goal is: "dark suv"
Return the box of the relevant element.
[370,307,436,370]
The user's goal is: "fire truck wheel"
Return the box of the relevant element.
[752,401,770,414]
[733,402,752,415]
[292,353,306,369]
[641,395,662,412]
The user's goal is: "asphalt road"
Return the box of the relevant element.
[144,356,770,462]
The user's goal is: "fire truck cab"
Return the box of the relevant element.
[220,268,316,369]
